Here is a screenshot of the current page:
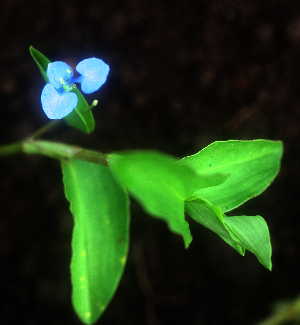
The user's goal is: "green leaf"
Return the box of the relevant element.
[29,46,95,133]
[185,198,245,255]
[108,150,226,248]
[224,215,272,270]
[61,159,130,325]
[185,197,272,270]
[181,140,283,212]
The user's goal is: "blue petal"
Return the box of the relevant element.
[75,58,109,94]
[47,61,74,90]
[41,83,78,119]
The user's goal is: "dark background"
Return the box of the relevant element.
[0,0,299,324]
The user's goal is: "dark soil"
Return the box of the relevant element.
[1,1,300,324]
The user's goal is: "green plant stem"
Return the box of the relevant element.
[28,120,61,139]
[23,139,108,165]
[0,119,108,165]
[0,119,60,156]
[0,139,107,165]
[0,142,23,157]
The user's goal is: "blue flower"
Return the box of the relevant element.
[41,58,109,119]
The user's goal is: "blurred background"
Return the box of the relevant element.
[0,0,299,324]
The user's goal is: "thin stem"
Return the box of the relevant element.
[22,139,108,165]
[28,120,62,140]
[0,142,23,157]
[0,139,108,165]
[0,121,108,165]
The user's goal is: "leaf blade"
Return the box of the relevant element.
[61,159,130,325]
[185,198,244,255]
[108,151,194,247]
[185,197,272,269]
[108,150,226,248]
[224,215,272,270]
[182,140,283,212]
